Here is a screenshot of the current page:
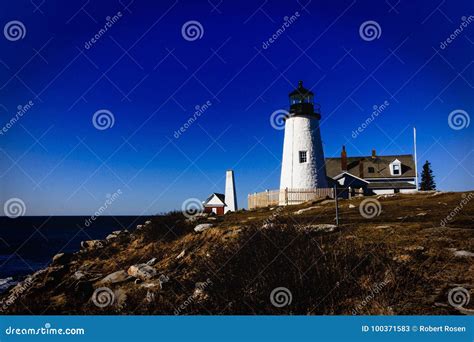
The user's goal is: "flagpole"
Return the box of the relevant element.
[413,127,418,191]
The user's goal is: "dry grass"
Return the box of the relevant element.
[2,191,473,315]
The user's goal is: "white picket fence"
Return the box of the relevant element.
[248,188,335,209]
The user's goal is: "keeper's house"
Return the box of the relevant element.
[325,146,417,195]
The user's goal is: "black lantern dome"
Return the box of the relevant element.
[289,81,320,118]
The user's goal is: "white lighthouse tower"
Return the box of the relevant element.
[279,81,328,193]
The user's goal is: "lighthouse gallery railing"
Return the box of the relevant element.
[248,188,335,209]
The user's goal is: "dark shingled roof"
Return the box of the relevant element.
[203,193,225,206]
[325,154,416,179]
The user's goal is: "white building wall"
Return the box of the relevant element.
[372,189,395,195]
[279,115,328,190]
[400,189,417,194]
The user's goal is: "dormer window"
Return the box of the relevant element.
[393,164,400,175]
[368,167,375,173]
[390,159,402,176]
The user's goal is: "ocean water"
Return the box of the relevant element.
[0,216,147,291]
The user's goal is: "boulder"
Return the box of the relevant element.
[193,282,210,301]
[80,240,104,250]
[51,253,72,265]
[416,212,427,216]
[294,206,320,215]
[106,234,117,241]
[453,250,474,258]
[107,229,130,241]
[98,270,131,285]
[146,258,157,266]
[261,222,276,229]
[158,274,169,286]
[127,264,157,280]
[375,225,391,229]
[299,224,338,233]
[140,281,162,290]
[186,213,208,222]
[194,223,213,233]
[177,250,185,259]
[73,271,86,281]
[144,221,152,225]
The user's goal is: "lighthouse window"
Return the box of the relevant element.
[299,151,307,163]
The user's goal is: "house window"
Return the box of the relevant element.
[368,167,375,173]
[299,151,307,163]
[393,164,400,175]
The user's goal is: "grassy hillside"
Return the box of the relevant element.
[1,191,473,315]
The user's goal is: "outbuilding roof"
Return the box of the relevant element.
[203,193,226,207]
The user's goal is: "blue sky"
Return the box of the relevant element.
[0,0,473,215]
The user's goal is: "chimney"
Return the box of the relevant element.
[371,149,376,159]
[341,145,347,171]
[359,160,364,178]
[224,170,237,213]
